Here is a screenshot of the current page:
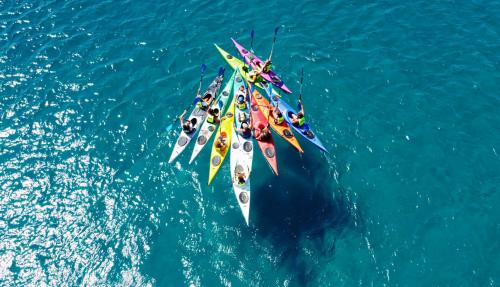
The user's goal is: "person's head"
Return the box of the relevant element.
[237,173,245,182]
[239,85,244,91]
[183,121,191,130]
[221,131,227,139]
[297,112,304,118]
[276,111,282,117]
[238,95,244,103]
[213,108,219,116]
[241,122,249,130]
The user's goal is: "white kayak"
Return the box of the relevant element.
[230,70,253,225]
[189,70,236,164]
[168,68,225,164]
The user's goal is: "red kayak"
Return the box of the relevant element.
[249,84,278,175]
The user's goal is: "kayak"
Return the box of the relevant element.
[189,70,236,164]
[230,70,253,225]
[249,83,278,175]
[267,91,328,153]
[250,87,304,153]
[214,44,327,153]
[168,68,225,163]
[208,95,235,184]
[215,43,277,96]
[231,37,292,94]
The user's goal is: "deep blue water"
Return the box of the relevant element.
[1,0,499,286]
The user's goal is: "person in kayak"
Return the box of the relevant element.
[269,108,285,125]
[206,107,220,124]
[290,100,305,127]
[179,110,197,134]
[196,93,213,110]
[235,169,247,186]
[256,59,272,73]
[214,132,228,151]
[254,123,271,141]
[236,93,247,110]
[236,122,252,138]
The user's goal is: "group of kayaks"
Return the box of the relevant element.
[168,36,327,225]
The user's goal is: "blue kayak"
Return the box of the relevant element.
[265,89,328,153]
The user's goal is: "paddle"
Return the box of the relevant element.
[165,64,207,132]
[268,26,280,62]
[298,68,304,110]
[250,29,255,53]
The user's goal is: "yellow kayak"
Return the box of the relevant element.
[208,96,235,185]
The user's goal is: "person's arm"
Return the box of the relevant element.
[179,110,187,125]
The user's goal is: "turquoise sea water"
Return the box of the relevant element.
[1,0,499,286]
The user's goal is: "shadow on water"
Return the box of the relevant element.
[252,150,355,286]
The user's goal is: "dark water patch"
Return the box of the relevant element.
[252,151,355,286]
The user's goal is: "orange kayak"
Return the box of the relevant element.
[251,89,304,154]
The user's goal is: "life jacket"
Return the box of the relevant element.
[237,101,247,110]
[298,116,305,126]
[237,94,246,110]
[275,115,284,125]
[207,114,215,124]
[197,100,208,110]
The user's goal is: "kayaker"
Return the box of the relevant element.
[179,110,197,134]
[214,132,228,151]
[236,122,252,138]
[270,108,285,125]
[256,59,272,73]
[235,170,247,185]
[236,91,247,110]
[196,93,213,111]
[255,123,271,141]
[290,100,305,127]
[206,107,220,124]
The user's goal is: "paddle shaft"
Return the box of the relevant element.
[268,26,279,62]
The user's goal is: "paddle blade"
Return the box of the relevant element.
[166,123,174,132]
[274,26,279,35]
[218,66,225,76]
[201,64,207,74]
[251,29,254,39]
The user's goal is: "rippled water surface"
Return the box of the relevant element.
[1,0,499,286]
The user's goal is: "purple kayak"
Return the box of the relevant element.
[231,38,292,94]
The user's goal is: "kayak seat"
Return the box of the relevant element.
[243,141,252,152]
[235,164,244,173]
[197,135,207,145]
[211,155,221,167]
[304,129,315,139]
[177,136,188,146]
[283,129,293,138]
[251,104,259,111]
[265,147,275,158]
[208,125,215,132]
[222,91,228,97]
[236,76,242,83]
[255,93,262,99]
[232,142,240,149]
[239,191,249,203]
[226,54,233,59]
